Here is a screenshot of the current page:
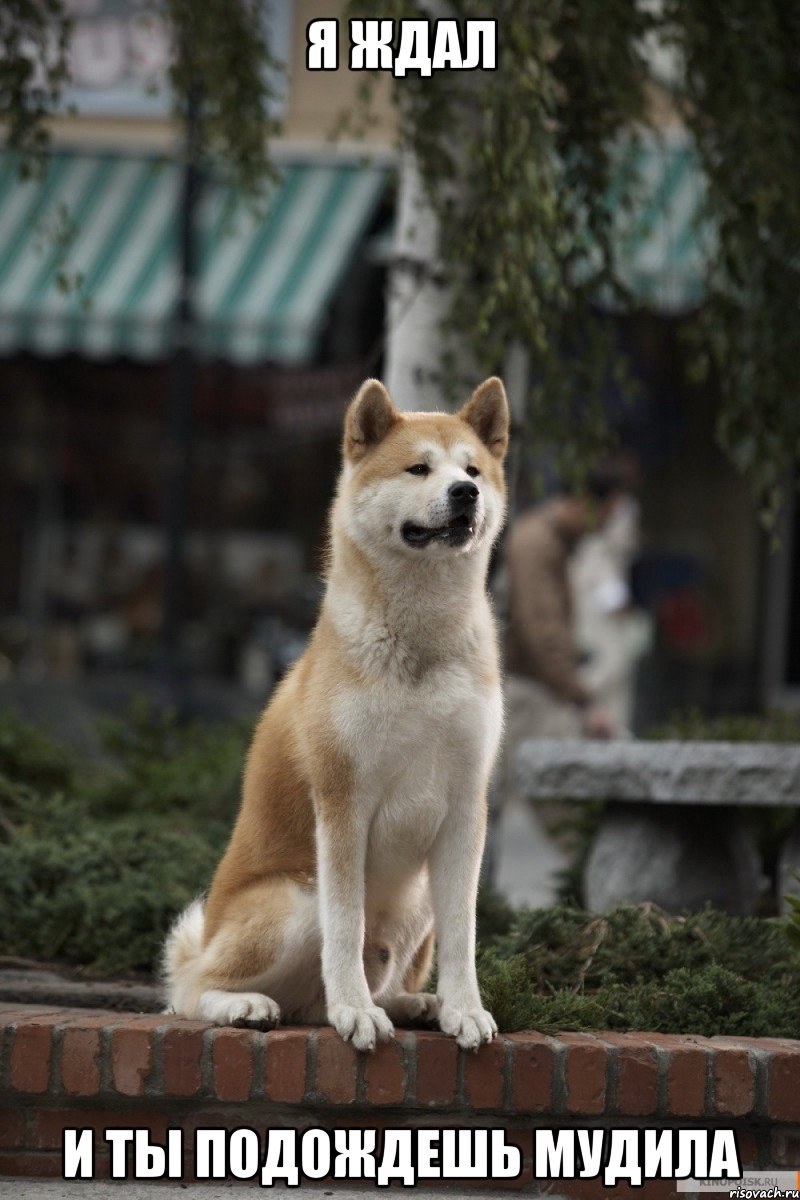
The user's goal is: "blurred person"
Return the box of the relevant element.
[570,489,653,732]
[488,469,628,908]
[503,468,627,743]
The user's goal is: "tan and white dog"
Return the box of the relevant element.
[163,376,509,1051]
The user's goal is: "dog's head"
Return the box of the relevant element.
[336,377,509,562]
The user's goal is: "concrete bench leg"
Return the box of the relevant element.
[583,803,765,915]
[778,818,800,915]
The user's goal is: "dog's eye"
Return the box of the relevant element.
[406,463,430,476]
[466,465,480,478]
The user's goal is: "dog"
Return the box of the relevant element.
[163,375,509,1051]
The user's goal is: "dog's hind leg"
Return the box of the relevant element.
[380,925,440,1026]
[198,988,281,1028]
[165,876,322,1027]
[403,925,436,993]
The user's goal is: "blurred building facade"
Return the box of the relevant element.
[0,0,398,700]
[0,3,792,724]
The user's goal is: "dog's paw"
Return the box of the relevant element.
[329,1003,394,1051]
[438,1002,497,1050]
[199,989,281,1029]
[384,992,440,1025]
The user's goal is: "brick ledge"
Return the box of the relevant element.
[2,1002,799,1119]
[2,1003,800,1193]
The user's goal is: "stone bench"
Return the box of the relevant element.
[516,740,800,914]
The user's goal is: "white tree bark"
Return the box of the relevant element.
[383,152,452,412]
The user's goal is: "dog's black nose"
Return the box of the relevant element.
[448,480,479,508]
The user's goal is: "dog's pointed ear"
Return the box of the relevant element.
[344,379,400,462]
[459,377,509,460]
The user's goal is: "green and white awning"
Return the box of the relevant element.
[0,136,709,362]
[0,151,389,363]
[612,133,711,312]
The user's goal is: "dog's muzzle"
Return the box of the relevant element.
[401,482,480,548]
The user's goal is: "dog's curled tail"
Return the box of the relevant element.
[161,898,205,1014]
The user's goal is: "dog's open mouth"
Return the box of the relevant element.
[401,513,476,548]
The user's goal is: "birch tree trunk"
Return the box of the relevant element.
[383,150,452,412]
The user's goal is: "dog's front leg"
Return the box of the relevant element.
[428,795,497,1050]
[316,810,394,1052]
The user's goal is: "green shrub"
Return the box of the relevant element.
[475,902,800,1037]
[494,903,794,989]
[0,812,226,973]
[0,701,246,974]
[90,697,248,819]
[0,708,74,791]
[785,874,800,954]
[479,959,799,1040]
[648,707,800,743]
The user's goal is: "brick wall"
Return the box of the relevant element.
[1,1004,799,1197]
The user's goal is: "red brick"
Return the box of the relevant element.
[490,1165,534,1192]
[769,1048,800,1122]
[61,1026,104,1097]
[180,1111,274,1143]
[0,1006,64,1025]
[2,1005,117,1026]
[0,1107,26,1149]
[747,1037,800,1053]
[736,1129,760,1169]
[162,1022,208,1098]
[500,1126,530,1154]
[713,1035,780,1052]
[314,1029,358,1104]
[264,1029,309,1103]
[58,1013,123,1098]
[660,1039,708,1118]
[602,1033,658,1116]
[493,1168,534,1192]
[363,1035,408,1105]
[415,1032,458,1106]
[770,1127,800,1167]
[10,1017,61,1093]
[30,1108,169,1150]
[0,1151,63,1177]
[712,1047,755,1117]
[508,1033,554,1114]
[111,1023,157,1096]
[463,1036,505,1110]
[561,1033,606,1115]
[211,1027,254,1102]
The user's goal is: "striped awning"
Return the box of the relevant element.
[611,133,711,312]
[0,151,389,363]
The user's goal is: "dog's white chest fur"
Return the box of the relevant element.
[332,659,502,889]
